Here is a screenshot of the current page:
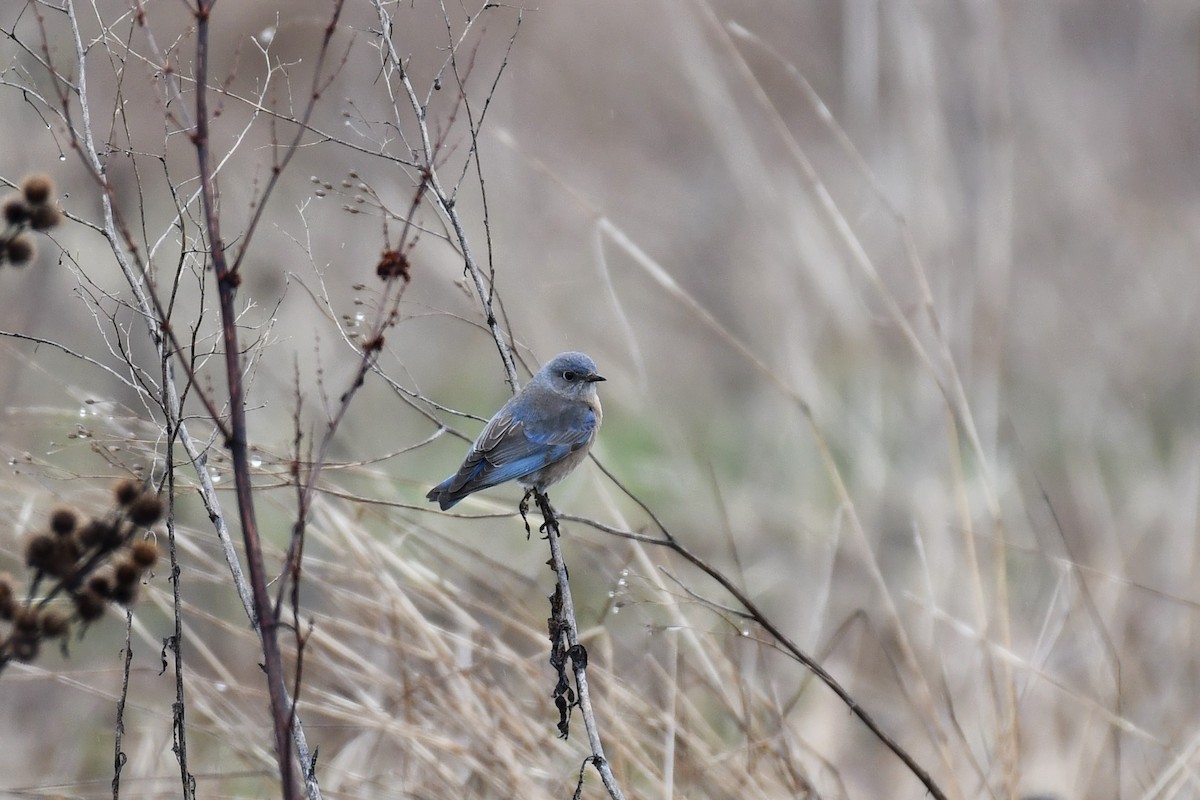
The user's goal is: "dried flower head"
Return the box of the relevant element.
[376,248,411,281]
[111,581,138,606]
[114,558,139,588]
[24,533,55,573]
[4,236,35,267]
[29,204,62,232]
[128,494,163,526]
[49,507,78,537]
[74,588,106,622]
[46,538,80,579]
[113,478,140,507]
[20,175,55,206]
[130,539,159,569]
[2,195,30,225]
[75,520,102,549]
[77,519,125,551]
[86,574,113,599]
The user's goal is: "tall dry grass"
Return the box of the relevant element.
[0,1,1197,798]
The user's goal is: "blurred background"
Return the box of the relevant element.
[1,0,1198,797]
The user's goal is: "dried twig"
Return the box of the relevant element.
[534,492,626,800]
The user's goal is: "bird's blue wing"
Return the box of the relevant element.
[471,403,596,485]
[428,402,597,508]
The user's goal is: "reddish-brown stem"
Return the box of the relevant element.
[192,1,297,797]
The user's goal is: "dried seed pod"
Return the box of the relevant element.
[130,539,159,569]
[74,589,106,622]
[77,520,124,551]
[113,478,140,507]
[127,494,164,526]
[86,574,113,599]
[114,558,139,587]
[20,175,54,206]
[24,533,55,573]
[4,236,34,267]
[111,581,138,606]
[47,538,80,579]
[49,508,78,537]
[28,204,62,231]
[2,195,30,225]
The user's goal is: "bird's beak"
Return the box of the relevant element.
[587,373,606,382]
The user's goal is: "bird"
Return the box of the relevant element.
[426,351,605,510]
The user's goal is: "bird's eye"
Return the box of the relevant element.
[562,370,578,382]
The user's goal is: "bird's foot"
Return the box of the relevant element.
[535,490,556,540]
[519,488,534,539]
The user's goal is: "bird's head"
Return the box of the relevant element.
[535,351,605,399]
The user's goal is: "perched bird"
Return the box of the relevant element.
[426,352,605,510]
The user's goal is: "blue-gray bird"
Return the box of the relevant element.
[426,352,605,510]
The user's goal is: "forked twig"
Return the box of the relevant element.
[533,491,626,800]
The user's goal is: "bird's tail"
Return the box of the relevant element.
[425,478,463,510]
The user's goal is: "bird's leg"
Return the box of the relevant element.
[534,490,557,541]
[519,488,535,539]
